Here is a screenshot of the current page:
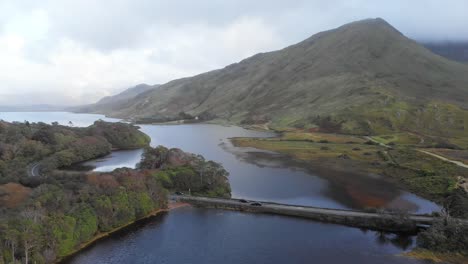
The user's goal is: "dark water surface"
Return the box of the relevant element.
[65,207,426,264]
[140,124,439,213]
[75,149,144,172]
[1,112,436,264]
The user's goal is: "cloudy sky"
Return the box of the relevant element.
[0,0,467,106]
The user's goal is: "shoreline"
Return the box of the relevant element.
[404,249,468,264]
[229,135,462,206]
[57,202,190,263]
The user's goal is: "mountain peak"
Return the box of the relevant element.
[339,17,401,35]
[355,17,389,25]
[82,18,468,138]
[297,18,402,50]
[134,83,151,88]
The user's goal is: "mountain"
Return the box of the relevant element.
[0,104,67,112]
[73,84,158,113]
[84,18,468,139]
[423,42,468,63]
[97,83,155,105]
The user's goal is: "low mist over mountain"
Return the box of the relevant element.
[96,84,154,105]
[423,42,468,63]
[74,84,158,113]
[82,18,468,138]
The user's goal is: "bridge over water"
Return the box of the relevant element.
[173,195,465,232]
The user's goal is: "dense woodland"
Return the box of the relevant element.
[138,145,231,198]
[0,120,149,184]
[0,121,230,263]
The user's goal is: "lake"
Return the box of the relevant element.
[0,112,437,264]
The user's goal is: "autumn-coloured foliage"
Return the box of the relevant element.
[86,173,120,189]
[0,183,31,208]
[0,120,229,263]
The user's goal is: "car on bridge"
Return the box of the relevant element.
[238,199,248,203]
[250,202,262,206]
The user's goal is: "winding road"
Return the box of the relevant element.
[417,150,468,169]
[27,162,42,177]
[366,136,468,169]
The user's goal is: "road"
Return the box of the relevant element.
[417,150,468,169]
[28,162,42,177]
[365,136,468,170]
[172,195,463,232]
[364,136,390,148]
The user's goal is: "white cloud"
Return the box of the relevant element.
[0,0,467,105]
[0,13,283,105]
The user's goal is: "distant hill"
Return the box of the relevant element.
[423,42,468,63]
[81,18,468,140]
[0,104,66,112]
[73,84,158,113]
[96,84,155,105]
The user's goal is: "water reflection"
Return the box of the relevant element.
[225,142,439,213]
[0,113,440,214]
[374,232,415,250]
[71,123,439,213]
[65,207,425,264]
[4,112,434,264]
[80,149,144,172]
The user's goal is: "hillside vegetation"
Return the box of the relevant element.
[139,146,231,198]
[0,120,149,183]
[0,121,231,263]
[81,18,468,143]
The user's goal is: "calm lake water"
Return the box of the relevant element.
[66,207,425,264]
[1,112,437,264]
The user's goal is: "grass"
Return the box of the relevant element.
[232,137,380,163]
[426,149,468,164]
[232,131,468,203]
[382,148,467,201]
[404,249,468,264]
[281,131,366,144]
[449,137,468,150]
[371,133,422,146]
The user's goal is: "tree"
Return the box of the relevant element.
[2,223,20,263]
[18,219,40,264]
[193,155,207,186]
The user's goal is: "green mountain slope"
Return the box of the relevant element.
[97,83,155,105]
[86,18,468,139]
[74,83,158,113]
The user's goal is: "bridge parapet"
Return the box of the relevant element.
[174,195,442,232]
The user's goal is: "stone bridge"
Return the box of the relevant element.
[172,195,463,232]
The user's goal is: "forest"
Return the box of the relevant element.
[0,121,230,263]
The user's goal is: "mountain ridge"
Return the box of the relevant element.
[78,18,468,140]
[96,83,154,104]
[73,83,159,113]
